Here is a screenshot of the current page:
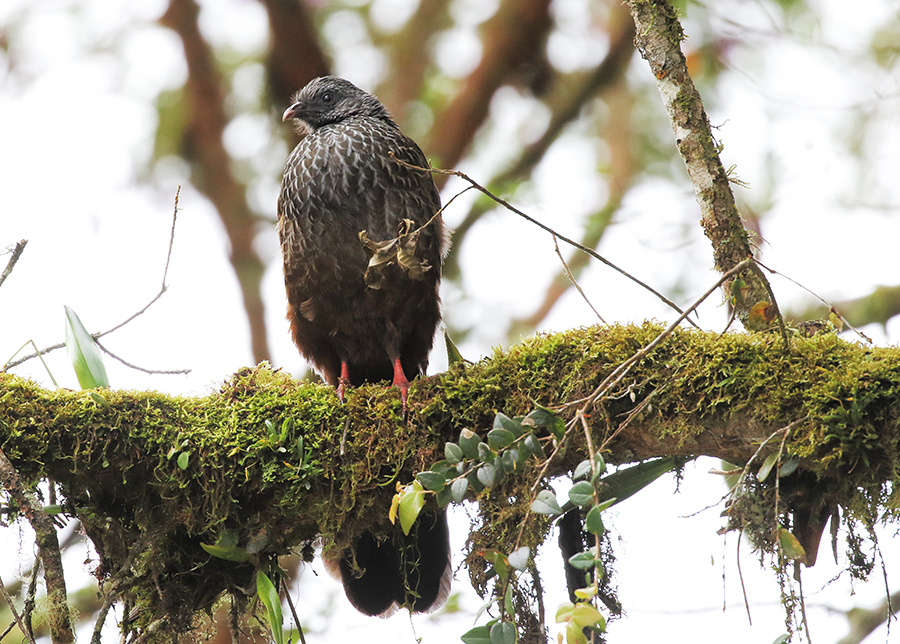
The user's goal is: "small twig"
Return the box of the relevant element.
[772,423,793,541]
[24,554,39,641]
[570,257,757,420]
[94,339,190,376]
[726,416,808,507]
[0,240,27,289]
[283,584,307,644]
[391,156,698,327]
[0,620,17,641]
[874,536,894,633]
[3,189,187,373]
[735,536,752,625]
[91,591,116,644]
[0,575,36,644]
[161,186,180,291]
[3,340,60,386]
[797,572,812,644]
[755,259,873,344]
[552,234,606,324]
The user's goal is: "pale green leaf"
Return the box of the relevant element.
[571,603,604,629]
[416,471,446,492]
[200,542,249,563]
[399,481,426,535]
[490,620,516,644]
[256,571,284,644]
[451,477,469,503]
[568,481,595,507]
[555,601,575,623]
[445,442,464,464]
[459,428,482,459]
[530,490,562,516]
[567,552,597,570]
[585,505,604,535]
[778,528,806,560]
[565,621,588,644]
[758,452,778,482]
[507,546,530,571]
[487,428,515,450]
[64,305,109,389]
[461,625,492,644]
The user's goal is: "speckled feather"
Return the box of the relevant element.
[277,77,450,617]
[277,77,444,387]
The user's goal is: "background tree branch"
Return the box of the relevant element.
[159,0,272,364]
[0,449,74,644]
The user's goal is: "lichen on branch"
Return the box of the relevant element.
[624,0,774,326]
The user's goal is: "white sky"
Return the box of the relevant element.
[2,0,900,642]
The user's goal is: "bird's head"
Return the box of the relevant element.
[282,77,391,130]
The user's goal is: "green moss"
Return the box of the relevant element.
[4,324,900,640]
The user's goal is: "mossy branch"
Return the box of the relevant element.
[2,322,900,639]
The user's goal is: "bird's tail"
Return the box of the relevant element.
[325,509,451,617]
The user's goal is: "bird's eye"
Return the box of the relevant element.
[322,93,334,104]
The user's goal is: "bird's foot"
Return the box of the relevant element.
[391,358,411,415]
[337,361,351,403]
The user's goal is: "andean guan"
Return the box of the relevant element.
[277,76,451,616]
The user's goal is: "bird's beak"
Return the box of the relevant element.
[282,102,303,122]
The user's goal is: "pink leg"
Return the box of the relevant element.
[336,361,350,403]
[391,357,411,412]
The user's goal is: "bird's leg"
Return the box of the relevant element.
[336,361,350,403]
[391,357,411,413]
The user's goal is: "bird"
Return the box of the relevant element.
[277,76,450,616]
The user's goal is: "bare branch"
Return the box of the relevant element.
[95,340,190,376]
[0,574,36,644]
[393,156,698,326]
[0,240,27,290]
[550,234,606,324]
[3,191,190,374]
[91,591,116,644]
[757,259,874,344]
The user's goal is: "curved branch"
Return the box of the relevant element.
[624,0,774,327]
[426,0,553,171]
[444,9,636,279]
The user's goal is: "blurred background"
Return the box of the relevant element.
[2,0,900,642]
